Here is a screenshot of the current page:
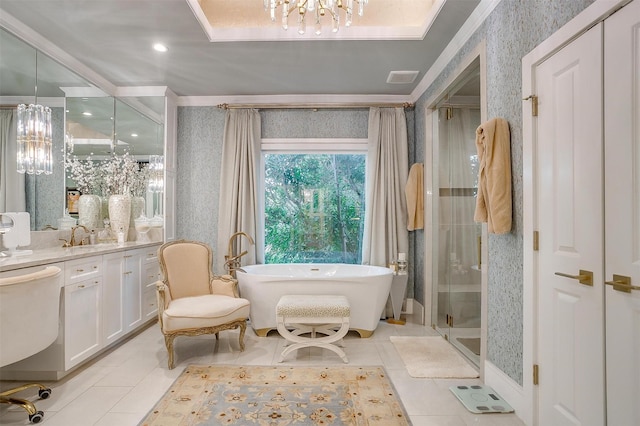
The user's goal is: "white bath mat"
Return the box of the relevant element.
[390,336,479,378]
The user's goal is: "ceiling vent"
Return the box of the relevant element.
[386,71,419,84]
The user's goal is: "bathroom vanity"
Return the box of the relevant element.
[0,241,162,380]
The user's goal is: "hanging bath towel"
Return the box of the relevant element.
[405,162,424,231]
[474,118,512,234]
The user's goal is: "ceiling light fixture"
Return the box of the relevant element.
[264,0,367,35]
[153,43,168,52]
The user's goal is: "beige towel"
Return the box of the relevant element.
[474,118,512,234]
[405,163,424,231]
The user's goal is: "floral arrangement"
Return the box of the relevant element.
[65,148,148,197]
[64,152,102,195]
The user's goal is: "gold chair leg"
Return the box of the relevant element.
[238,320,247,351]
[164,334,176,369]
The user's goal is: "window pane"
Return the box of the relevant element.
[264,153,365,264]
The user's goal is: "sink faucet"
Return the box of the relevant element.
[70,225,90,246]
[224,232,254,277]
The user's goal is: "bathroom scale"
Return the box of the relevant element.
[449,385,514,414]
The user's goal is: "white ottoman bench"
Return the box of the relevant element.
[276,295,350,363]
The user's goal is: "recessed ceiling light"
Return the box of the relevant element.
[131,133,138,137]
[153,43,168,52]
[82,111,92,116]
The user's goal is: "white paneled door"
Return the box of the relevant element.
[604,1,640,424]
[535,23,605,426]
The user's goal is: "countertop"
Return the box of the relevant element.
[0,241,162,273]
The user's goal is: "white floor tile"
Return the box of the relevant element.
[38,387,131,426]
[0,319,526,426]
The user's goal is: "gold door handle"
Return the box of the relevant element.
[605,275,639,293]
[554,270,593,286]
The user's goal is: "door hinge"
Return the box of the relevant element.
[524,95,538,116]
[446,314,454,327]
[533,231,539,251]
[533,364,539,385]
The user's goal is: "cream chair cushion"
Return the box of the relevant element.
[162,294,250,332]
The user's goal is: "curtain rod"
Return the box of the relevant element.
[0,105,19,109]
[217,102,414,110]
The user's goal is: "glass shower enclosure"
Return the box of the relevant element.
[433,102,482,366]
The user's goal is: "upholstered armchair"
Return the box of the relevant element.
[156,240,250,369]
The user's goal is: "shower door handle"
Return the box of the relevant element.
[554,270,593,286]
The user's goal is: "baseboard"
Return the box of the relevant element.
[402,298,425,324]
[483,360,527,425]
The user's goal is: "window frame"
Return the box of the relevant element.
[258,138,368,263]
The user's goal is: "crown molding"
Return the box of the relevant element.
[177,94,413,107]
[410,0,501,103]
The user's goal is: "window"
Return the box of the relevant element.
[262,139,366,264]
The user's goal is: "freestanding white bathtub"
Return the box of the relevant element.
[236,263,393,338]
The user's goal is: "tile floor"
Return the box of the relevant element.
[0,316,525,425]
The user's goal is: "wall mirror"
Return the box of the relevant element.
[0,26,165,231]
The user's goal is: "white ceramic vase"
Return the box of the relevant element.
[77,194,101,230]
[108,194,131,242]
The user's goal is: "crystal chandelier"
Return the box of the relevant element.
[264,0,368,35]
[16,103,53,175]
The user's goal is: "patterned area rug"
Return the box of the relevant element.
[139,365,411,425]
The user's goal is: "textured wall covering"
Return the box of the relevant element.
[176,107,225,267]
[414,0,595,385]
[176,107,415,286]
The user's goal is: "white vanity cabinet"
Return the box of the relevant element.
[63,256,103,369]
[123,248,144,332]
[102,252,125,345]
[142,247,161,321]
[0,243,162,380]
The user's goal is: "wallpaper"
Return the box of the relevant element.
[414,0,596,385]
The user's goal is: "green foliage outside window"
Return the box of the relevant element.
[264,153,366,264]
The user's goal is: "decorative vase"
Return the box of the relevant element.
[130,196,145,227]
[77,194,101,230]
[108,194,131,242]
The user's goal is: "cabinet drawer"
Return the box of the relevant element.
[143,286,158,320]
[142,246,160,264]
[143,263,162,286]
[65,256,101,283]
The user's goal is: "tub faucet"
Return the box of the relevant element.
[225,232,254,277]
[70,225,90,246]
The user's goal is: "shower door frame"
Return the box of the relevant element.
[423,42,488,378]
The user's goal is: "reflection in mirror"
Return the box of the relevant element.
[0,26,165,234]
[0,27,101,231]
[64,96,165,235]
[115,98,164,219]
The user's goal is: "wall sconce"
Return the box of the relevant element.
[16,103,53,175]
